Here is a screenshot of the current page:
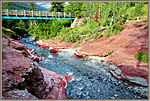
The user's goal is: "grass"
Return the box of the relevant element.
[134,52,148,63]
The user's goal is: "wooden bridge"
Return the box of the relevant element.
[2,9,76,20]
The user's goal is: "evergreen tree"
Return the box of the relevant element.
[29,2,36,11]
[50,2,64,12]
[2,2,11,9]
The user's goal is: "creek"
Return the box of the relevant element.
[19,36,148,99]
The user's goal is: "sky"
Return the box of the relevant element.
[36,2,68,9]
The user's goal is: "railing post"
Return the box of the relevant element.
[39,11,40,17]
[58,12,59,18]
[52,12,54,17]
[64,12,65,18]
[69,12,71,18]
[6,9,9,16]
[32,10,33,17]
[46,11,47,17]
[16,9,17,17]
[24,10,26,16]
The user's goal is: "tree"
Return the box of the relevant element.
[29,2,36,11]
[64,2,83,17]
[2,2,11,9]
[50,2,65,12]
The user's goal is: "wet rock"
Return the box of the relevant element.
[109,64,148,87]
[25,36,35,43]
[2,45,32,94]
[114,94,119,98]
[22,64,76,99]
[3,89,37,99]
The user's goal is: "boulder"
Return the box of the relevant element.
[108,64,148,87]
[23,63,76,99]
[2,46,33,94]
[2,89,37,99]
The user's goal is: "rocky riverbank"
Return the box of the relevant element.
[2,37,75,99]
[2,19,148,99]
[35,20,148,88]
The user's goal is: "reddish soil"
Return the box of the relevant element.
[79,24,148,71]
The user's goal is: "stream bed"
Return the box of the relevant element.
[19,36,148,99]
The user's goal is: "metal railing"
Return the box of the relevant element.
[2,9,76,18]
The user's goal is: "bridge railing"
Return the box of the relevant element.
[2,9,76,18]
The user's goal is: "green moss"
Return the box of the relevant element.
[137,35,142,39]
[2,43,7,46]
[134,52,148,63]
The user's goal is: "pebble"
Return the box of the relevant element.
[109,97,115,99]
[114,94,119,98]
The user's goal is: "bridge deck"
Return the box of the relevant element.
[2,9,76,20]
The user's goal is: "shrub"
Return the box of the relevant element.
[134,52,148,63]
[137,35,142,39]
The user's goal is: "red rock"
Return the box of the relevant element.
[24,65,76,99]
[78,22,148,87]
[50,49,58,54]
[109,64,148,87]
[14,66,25,71]
[3,89,37,99]
[2,45,33,95]
[79,25,148,70]
[36,37,78,49]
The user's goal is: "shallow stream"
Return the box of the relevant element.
[19,36,148,99]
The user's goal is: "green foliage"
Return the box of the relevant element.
[64,2,84,18]
[141,4,148,16]
[2,27,16,35]
[134,52,148,63]
[2,27,16,38]
[2,2,47,11]
[2,19,29,36]
[105,22,123,37]
[57,20,71,27]
[137,35,142,39]
[2,2,11,9]
[2,2,148,45]
[2,43,7,46]
[57,20,101,43]
[125,2,148,18]
[29,2,36,11]
[50,2,64,12]
[28,19,67,40]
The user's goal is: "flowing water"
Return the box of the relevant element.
[19,36,148,99]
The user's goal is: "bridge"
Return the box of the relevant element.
[2,9,76,20]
